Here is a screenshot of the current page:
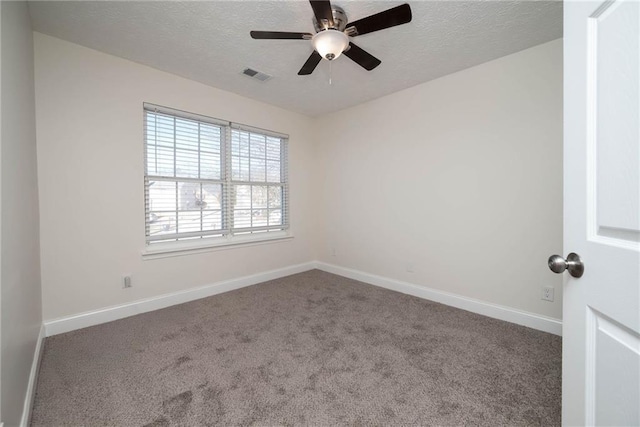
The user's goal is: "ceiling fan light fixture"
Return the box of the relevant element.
[312,29,349,61]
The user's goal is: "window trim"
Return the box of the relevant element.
[142,103,291,258]
[141,230,294,260]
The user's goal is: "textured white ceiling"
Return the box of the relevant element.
[28,0,562,116]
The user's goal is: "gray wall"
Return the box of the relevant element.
[34,33,316,321]
[1,2,43,425]
[315,40,563,320]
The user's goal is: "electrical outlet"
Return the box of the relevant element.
[542,286,554,302]
[331,247,336,257]
[123,275,132,289]
[406,263,414,273]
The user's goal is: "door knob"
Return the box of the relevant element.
[548,253,584,278]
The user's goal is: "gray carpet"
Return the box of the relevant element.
[31,270,561,426]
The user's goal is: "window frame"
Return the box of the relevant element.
[142,103,291,259]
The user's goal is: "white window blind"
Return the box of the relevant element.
[144,104,288,246]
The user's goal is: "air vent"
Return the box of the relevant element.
[242,68,272,82]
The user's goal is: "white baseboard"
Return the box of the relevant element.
[44,260,561,338]
[20,324,46,427]
[44,262,316,336]
[315,261,562,336]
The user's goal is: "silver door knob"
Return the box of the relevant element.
[548,253,584,278]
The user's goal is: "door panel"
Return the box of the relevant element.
[588,309,640,425]
[589,0,639,243]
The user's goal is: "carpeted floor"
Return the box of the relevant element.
[31,270,561,426]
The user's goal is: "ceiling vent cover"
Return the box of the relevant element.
[242,68,272,82]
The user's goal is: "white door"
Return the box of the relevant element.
[562,0,640,425]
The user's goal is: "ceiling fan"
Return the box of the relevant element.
[250,1,412,75]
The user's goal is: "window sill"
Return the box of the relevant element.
[141,231,293,260]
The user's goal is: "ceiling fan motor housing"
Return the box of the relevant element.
[313,6,348,32]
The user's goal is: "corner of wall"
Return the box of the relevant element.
[1,1,44,425]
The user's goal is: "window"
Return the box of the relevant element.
[144,103,289,252]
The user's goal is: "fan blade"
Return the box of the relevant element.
[251,31,312,40]
[298,51,322,75]
[346,4,412,36]
[343,42,381,71]
[309,0,334,29]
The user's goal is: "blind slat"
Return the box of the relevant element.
[147,229,230,242]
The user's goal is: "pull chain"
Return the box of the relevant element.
[329,60,332,85]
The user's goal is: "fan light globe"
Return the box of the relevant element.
[312,30,349,61]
